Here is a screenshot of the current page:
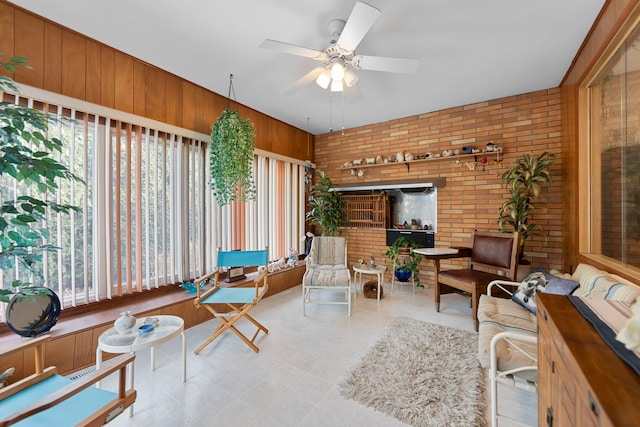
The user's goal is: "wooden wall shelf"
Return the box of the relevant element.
[339,151,502,173]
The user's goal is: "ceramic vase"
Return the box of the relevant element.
[114,311,136,334]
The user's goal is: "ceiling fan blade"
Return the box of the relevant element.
[259,39,328,61]
[281,67,325,94]
[336,2,381,53]
[351,55,419,74]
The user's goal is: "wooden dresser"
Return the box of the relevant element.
[537,293,640,426]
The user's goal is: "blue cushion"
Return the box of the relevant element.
[525,267,579,295]
[0,375,119,427]
[543,275,579,295]
[511,268,580,314]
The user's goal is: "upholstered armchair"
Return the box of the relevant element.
[302,236,353,316]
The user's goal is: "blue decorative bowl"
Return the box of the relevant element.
[180,281,204,293]
[138,324,155,335]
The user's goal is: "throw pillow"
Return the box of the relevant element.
[512,271,548,314]
[543,274,580,295]
[527,267,580,295]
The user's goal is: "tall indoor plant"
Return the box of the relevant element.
[498,151,554,264]
[0,55,82,302]
[305,171,345,236]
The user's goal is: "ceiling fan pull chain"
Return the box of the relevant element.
[329,90,333,132]
[341,90,345,136]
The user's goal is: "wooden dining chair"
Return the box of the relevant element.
[436,231,519,331]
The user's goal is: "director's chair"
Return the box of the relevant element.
[193,247,269,354]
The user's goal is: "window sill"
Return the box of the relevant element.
[0,262,306,349]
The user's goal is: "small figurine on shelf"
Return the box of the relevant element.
[287,248,298,268]
[370,256,376,269]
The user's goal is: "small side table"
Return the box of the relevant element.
[96,315,187,415]
[353,264,387,301]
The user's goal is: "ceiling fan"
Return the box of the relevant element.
[259,2,419,94]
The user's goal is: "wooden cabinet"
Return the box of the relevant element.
[537,294,640,427]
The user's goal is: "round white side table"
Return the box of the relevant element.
[353,264,387,301]
[96,314,187,415]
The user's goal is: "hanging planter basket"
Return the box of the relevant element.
[209,75,256,207]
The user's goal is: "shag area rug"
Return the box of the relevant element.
[339,317,486,426]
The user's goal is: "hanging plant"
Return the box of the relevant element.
[209,78,256,206]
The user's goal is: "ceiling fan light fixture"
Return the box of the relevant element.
[316,70,331,89]
[331,79,344,92]
[330,61,345,81]
[343,68,359,87]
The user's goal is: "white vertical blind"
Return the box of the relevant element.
[1,86,310,315]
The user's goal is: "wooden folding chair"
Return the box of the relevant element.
[193,247,269,354]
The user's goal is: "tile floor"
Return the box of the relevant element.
[100,281,536,427]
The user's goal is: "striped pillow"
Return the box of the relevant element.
[572,264,640,303]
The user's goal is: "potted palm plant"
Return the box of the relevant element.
[498,151,554,265]
[383,236,424,287]
[305,171,345,236]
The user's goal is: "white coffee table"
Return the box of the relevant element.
[353,264,387,301]
[96,314,187,415]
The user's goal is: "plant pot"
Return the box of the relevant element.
[516,263,532,282]
[399,248,411,255]
[394,268,412,282]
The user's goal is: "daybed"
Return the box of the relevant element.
[478,263,640,427]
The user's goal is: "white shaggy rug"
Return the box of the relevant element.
[339,317,486,426]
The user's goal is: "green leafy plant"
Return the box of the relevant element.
[1,55,82,302]
[498,151,554,264]
[209,108,256,206]
[305,171,345,236]
[383,236,424,288]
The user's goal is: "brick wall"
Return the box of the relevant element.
[314,88,563,285]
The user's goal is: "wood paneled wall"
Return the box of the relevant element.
[560,0,639,277]
[0,0,313,162]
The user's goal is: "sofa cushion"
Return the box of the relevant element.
[302,264,350,286]
[478,294,538,381]
[572,263,640,303]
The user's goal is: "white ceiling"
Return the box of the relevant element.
[9,0,605,135]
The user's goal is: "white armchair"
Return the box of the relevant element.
[302,236,353,316]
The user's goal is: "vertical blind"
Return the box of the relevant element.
[1,86,308,314]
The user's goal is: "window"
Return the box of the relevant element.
[1,86,307,314]
[588,23,640,271]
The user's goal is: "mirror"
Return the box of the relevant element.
[5,288,61,337]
